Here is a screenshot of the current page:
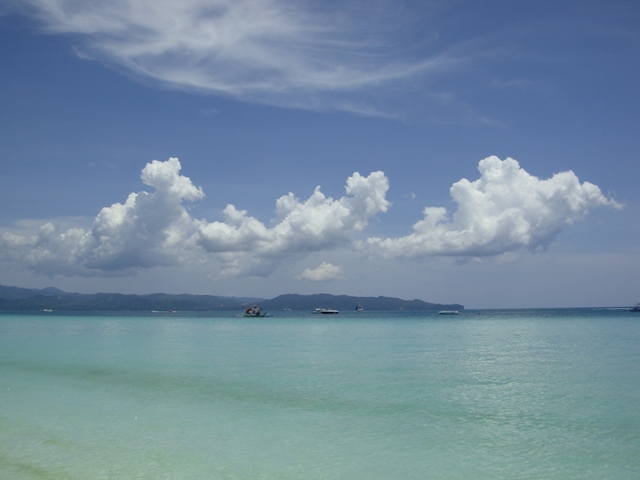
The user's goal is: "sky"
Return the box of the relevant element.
[1,0,639,309]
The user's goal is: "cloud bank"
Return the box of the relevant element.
[196,169,390,276]
[368,156,622,258]
[0,156,620,279]
[0,158,203,275]
[17,0,456,114]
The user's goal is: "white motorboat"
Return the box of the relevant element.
[312,308,339,314]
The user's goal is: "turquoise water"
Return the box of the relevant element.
[1,309,639,479]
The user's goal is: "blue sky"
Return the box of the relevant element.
[1,0,638,308]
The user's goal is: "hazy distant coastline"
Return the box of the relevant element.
[0,285,463,312]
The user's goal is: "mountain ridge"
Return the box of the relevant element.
[0,284,463,312]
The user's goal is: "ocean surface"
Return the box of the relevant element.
[1,308,639,479]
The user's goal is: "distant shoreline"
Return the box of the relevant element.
[0,284,463,312]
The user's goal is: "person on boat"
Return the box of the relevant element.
[246,307,252,314]
[252,306,260,315]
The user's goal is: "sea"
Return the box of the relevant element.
[1,308,639,480]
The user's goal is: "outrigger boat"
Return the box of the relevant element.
[240,306,271,317]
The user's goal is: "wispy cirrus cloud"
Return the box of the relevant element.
[16,0,469,115]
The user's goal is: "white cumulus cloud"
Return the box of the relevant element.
[0,157,203,275]
[0,156,621,280]
[300,262,343,282]
[196,171,390,275]
[0,158,390,278]
[367,156,622,258]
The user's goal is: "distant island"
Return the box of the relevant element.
[0,285,463,312]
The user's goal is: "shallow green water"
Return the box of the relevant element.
[1,309,639,479]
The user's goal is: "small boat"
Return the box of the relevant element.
[355,304,364,311]
[630,303,640,312]
[312,308,339,314]
[240,306,270,317]
[438,310,459,315]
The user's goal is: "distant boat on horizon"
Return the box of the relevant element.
[438,310,459,315]
[240,305,270,317]
[312,308,339,314]
[355,304,364,311]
